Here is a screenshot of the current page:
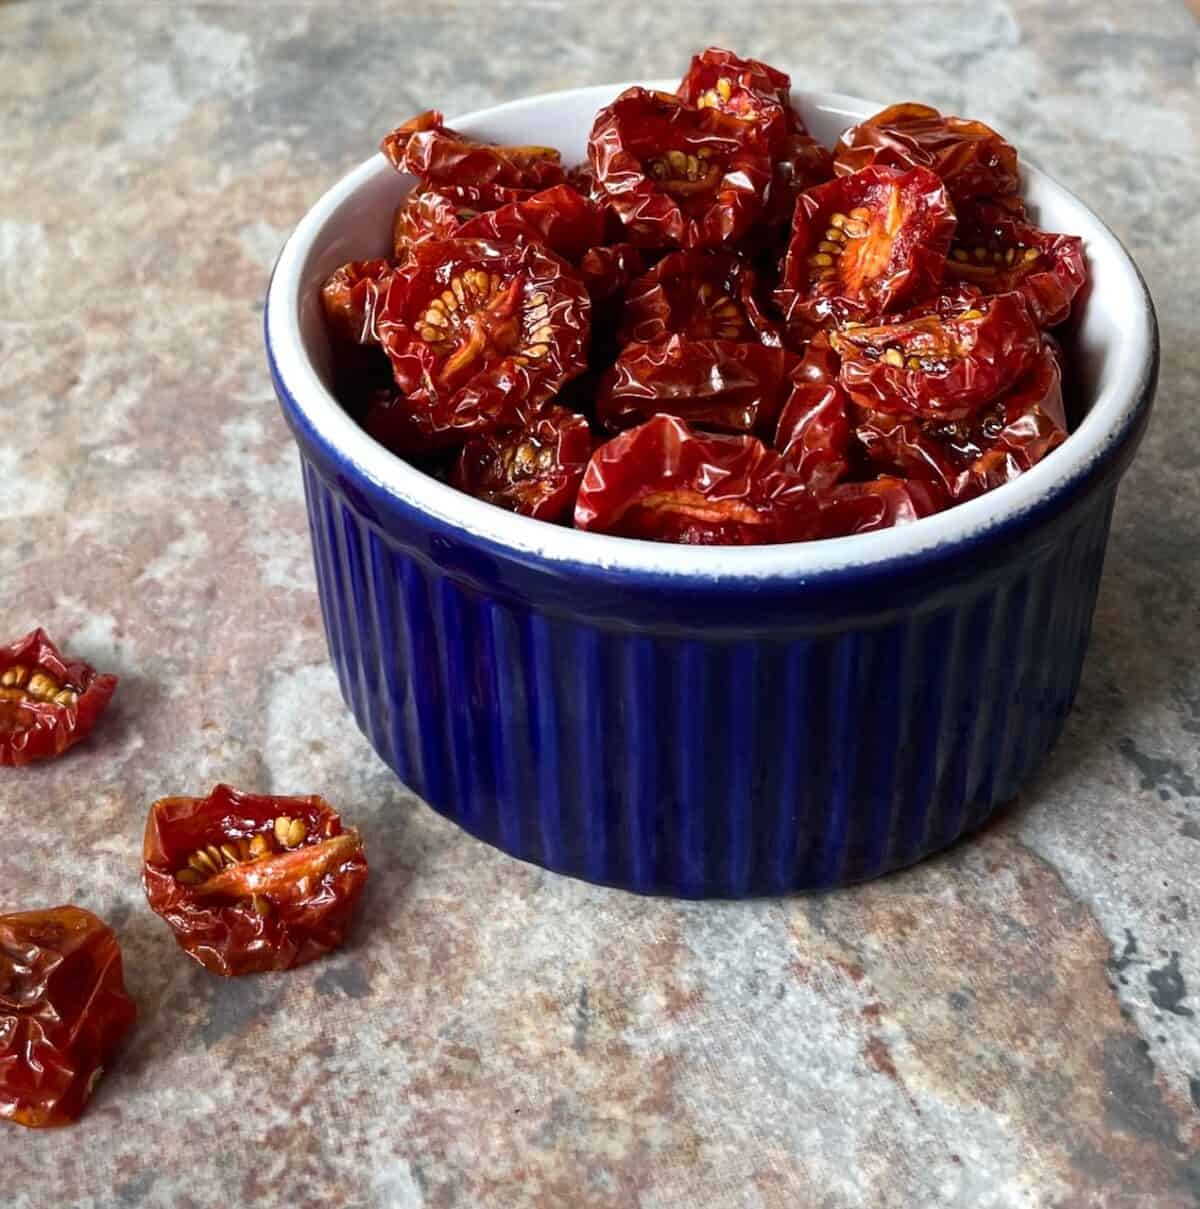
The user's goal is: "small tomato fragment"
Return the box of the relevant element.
[588,87,773,249]
[457,184,608,262]
[676,47,801,145]
[947,200,1087,328]
[381,110,564,190]
[775,165,955,328]
[834,103,1020,205]
[854,338,1067,501]
[774,333,854,491]
[0,906,136,1128]
[142,785,368,976]
[321,259,395,346]
[618,249,779,346]
[836,290,1040,420]
[817,476,947,536]
[452,405,593,522]
[0,630,117,767]
[372,238,591,453]
[597,336,794,436]
[577,242,649,305]
[391,184,530,257]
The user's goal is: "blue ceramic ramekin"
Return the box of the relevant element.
[265,84,1158,896]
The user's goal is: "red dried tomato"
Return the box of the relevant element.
[142,785,368,977]
[392,184,530,257]
[836,290,1040,420]
[372,238,590,453]
[774,333,854,491]
[676,47,801,145]
[0,630,117,767]
[588,87,772,249]
[577,242,649,304]
[575,414,824,543]
[457,184,608,262]
[618,249,779,346]
[452,405,593,521]
[321,259,395,346]
[854,338,1067,501]
[817,476,947,536]
[947,200,1087,328]
[381,110,564,190]
[1,906,136,1128]
[775,166,955,328]
[834,103,1019,205]
[597,336,794,436]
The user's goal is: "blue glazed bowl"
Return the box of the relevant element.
[265,85,1157,896]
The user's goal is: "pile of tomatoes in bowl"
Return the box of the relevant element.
[320,47,1087,545]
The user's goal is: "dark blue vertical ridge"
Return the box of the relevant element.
[817,631,864,887]
[525,612,563,870]
[724,642,757,897]
[301,465,342,682]
[570,624,608,885]
[674,639,706,895]
[306,474,353,708]
[771,640,813,893]
[336,505,387,759]
[621,635,657,893]
[486,601,527,859]
[320,488,366,725]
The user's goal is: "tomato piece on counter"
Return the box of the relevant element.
[834,102,1020,205]
[836,290,1041,420]
[381,110,564,190]
[597,336,795,436]
[775,165,956,328]
[588,86,773,249]
[372,238,591,453]
[0,906,136,1128]
[452,405,593,522]
[947,199,1087,328]
[142,786,368,977]
[854,337,1068,501]
[0,630,117,767]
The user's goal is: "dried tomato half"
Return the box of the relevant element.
[597,336,794,436]
[774,333,854,491]
[775,166,955,328]
[391,184,529,257]
[836,290,1040,420]
[834,103,1020,205]
[854,338,1067,501]
[381,110,564,190]
[817,476,947,536]
[0,630,117,767]
[457,184,608,262]
[588,87,772,249]
[372,238,590,453]
[452,405,593,522]
[1,906,136,1128]
[618,249,779,346]
[947,200,1087,328]
[321,259,395,346]
[676,47,801,145]
[142,786,368,977]
[574,414,822,544]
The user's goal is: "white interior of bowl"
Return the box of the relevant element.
[268,82,1155,579]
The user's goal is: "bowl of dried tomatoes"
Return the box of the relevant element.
[265,51,1157,896]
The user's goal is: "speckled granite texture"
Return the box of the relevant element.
[1,1,1197,1205]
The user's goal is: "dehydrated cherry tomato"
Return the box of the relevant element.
[0,630,117,767]
[142,785,368,977]
[321,259,395,345]
[381,110,564,190]
[774,333,854,491]
[1,906,136,1128]
[834,103,1019,205]
[947,200,1087,328]
[618,249,779,346]
[588,87,772,249]
[676,47,800,146]
[597,336,794,436]
[817,476,947,536]
[372,238,591,453]
[854,338,1067,501]
[775,166,955,328]
[836,290,1040,420]
[575,414,824,544]
[457,184,608,262]
[391,184,530,257]
[452,405,593,522]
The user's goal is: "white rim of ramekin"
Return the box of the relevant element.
[266,82,1157,580]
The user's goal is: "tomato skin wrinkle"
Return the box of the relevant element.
[0,629,117,767]
[0,906,137,1128]
[142,785,369,977]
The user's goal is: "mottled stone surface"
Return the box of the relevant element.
[1,1,1198,1205]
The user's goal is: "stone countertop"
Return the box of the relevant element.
[1,2,1198,1205]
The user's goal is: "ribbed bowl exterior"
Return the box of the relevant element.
[298,454,1117,896]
